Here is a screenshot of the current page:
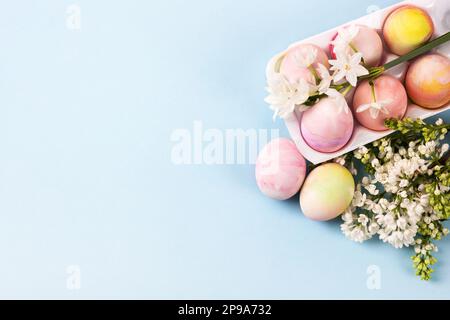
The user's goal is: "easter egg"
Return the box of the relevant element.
[280,44,329,84]
[383,5,434,56]
[405,54,450,109]
[255,138,307,200]
[300,97,354,153]
[300,163,355,221]
[353,75,408,131]
[330,25,383,67]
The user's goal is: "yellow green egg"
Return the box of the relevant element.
[383,5,434,56]
[300,163,355,221]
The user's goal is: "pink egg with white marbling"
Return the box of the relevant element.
[405,54,450,109]
[255,138,307,200]
[330,25,383,67]
[300,97,354,153]
[280,44,329,84]
[352,75,408,131]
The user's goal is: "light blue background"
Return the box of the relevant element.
[0,0,449,299]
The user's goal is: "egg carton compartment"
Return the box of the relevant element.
[266,0,450,165]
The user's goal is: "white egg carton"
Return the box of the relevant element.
[266,0,450,165]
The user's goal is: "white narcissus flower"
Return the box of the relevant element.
[329,52,369,87]
[356,99,392,119]
[325,88,350,114]
[317,63,332,94]
[264,73,312,120]
[331,24,360,56]
[294,47,318,68]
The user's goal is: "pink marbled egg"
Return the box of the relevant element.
[405,54,450,109]
[353,75,408,131]
[255,138,307,200]
[280,44,329,84]
[330,25,383,67]
[301,97,354,153]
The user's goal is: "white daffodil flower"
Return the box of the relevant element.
[331,24,360,56]
[265,73,312,120]
[293,47,318,68]
[317,63,332,94]
[329,52,369,87]
[325,88,350,114]
[356,99,392,119]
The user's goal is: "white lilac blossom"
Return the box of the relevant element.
[338,118,450,281]
[341,154,432,249]
[329,52,369,87]
[356,99,392,119]
[264,74,312,120]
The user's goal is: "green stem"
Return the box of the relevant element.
[370,81,376,102]
[341,84,353,97]
[383,31,450,71]
[331,83,347,91]
[349,43,359,54]
[304,32,450,107]
[308,65,320,83]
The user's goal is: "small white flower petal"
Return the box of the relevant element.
[317,63,327,76]
[326,89,350,114]
[356,103,371,113]
[369,107,379,119]
[353,64,370,77]
[333,70,346,83]
[350,52,364,65]
[294,47,318,68]
[380,106,390,115]
[346,72,358,87]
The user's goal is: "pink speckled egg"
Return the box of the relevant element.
[330,25,383,67]
[300,97,354,153]
[255,138,307,200]
[383,5,434,56]
[300,163,355,221]
[353,75,408,131]
[280,44,329,84]
[405,54,450,109]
